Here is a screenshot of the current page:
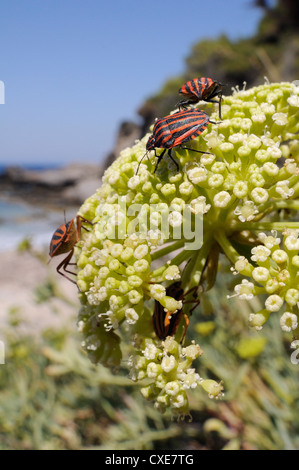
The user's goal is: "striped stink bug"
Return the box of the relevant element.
[178,77,223,119]
[153,282,200,342]
[49,215,93,284]
[137,108,212,174]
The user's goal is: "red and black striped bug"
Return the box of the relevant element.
[136,108,212,174]
[178,77,223,119]
[153,282,200,343]
[49,215,93,285]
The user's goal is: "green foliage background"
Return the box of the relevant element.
[138,0,299,135]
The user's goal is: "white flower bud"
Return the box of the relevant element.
[265,294,284,312]
[251,245,271,262]
[272,249,288,264]
[213,191,231,208]
[161,355,177,373]
[280,312,298,332]
[284,235,299,251]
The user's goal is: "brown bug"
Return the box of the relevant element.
[49,215,93,284]
[153,282,200,342]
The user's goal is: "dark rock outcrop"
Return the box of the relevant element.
[0,120,144,209]
[0,163,102,208]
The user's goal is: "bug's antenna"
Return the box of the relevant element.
[136,150,149,175]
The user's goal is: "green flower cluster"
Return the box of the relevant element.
[130,336,223,416]
[232,229,299,334]
[75,81,299,414]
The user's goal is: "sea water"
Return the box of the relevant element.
[0,164,76,253]
[0,198,71,253]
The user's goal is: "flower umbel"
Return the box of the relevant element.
[75,81,299,415]
[130,336,222,415]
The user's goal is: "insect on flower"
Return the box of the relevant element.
[153,282,200,343]
[136,108,213,174]
[178,77,223,119]
[49,215,93,285]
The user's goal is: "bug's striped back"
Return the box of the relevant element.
[151,109,209,149]
[49,220,76,257]
[179,77,214,101]
[153,282,184,340]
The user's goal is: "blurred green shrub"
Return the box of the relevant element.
[1,269,298,450]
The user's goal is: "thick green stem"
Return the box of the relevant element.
[150,246,192,279]
[181,233,214,291]
[151,239,185,262]
[291,182,299,198]
[246,199,299,219]
[271,200,299,211]
[232,221,299,232]
[214,229,243,265]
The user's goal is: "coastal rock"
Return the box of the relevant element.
[0,121,144,208]
[0,162,102,208]
[101,120,142,174]
[63,177,101,204]
[1,163,101,187]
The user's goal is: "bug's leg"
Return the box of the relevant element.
[176,99,194,111]
[218,93,223,120]
[56,250,77,284]
[180,314,190,344]
[78,215,94,226]
[76,216,83,240]
[76,215,94,240]
[166,149,179,171]
[184,285,198,297]
[183,285,201,312]
[188,298,201,315]
[212,87,223,116]
[154,148,167,172]
[180,145,214,156]
[207,98,223,120]
[181,299,200,316]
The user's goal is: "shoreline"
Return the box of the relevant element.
[0,162,103,254]
[0,161,102,209]
[0,196,78,254]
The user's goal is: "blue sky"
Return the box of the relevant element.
[0,0,264,167]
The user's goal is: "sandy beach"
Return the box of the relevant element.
[0,247,79,335]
